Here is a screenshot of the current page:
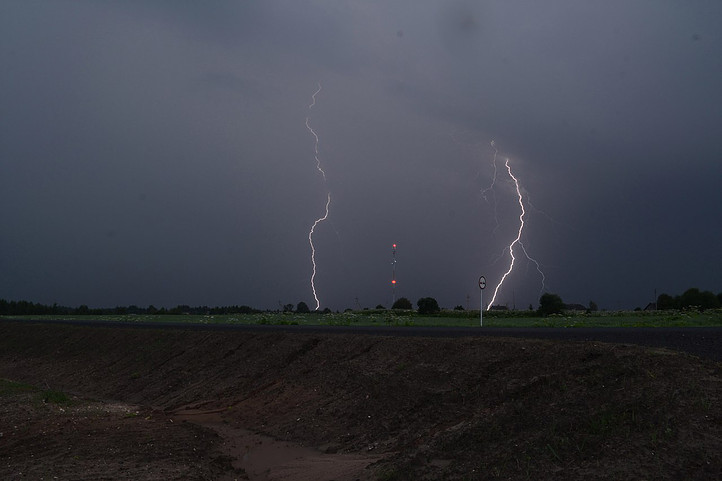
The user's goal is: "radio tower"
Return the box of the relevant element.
[391,243,397,305]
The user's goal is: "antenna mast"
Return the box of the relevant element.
[391,243,397,305]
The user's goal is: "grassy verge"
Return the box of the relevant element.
[3,308,722,327]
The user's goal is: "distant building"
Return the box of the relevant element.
[489,305,509,311]
[563,303,587,312]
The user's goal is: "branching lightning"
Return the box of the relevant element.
[480,140,499,202]
[305,82,331,310]
[486,141,546,310]
[480,139,501,236]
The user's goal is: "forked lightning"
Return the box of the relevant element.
[305,82,331,310]
[486,141,546,310]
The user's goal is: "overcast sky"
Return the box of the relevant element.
[2,1,721,311]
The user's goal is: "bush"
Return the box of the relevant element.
[392,297,413,310]
[417,297,440,315]
[538,293,564,316]
[42,390,71,405]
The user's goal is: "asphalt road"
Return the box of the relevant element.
[5,319,721,362]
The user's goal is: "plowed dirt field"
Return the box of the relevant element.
[1,321,720,480]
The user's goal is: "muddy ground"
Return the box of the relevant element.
[0,321,720,480]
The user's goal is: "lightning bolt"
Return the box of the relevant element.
[480,139,501,236]
[305,117,326,182]
[480,140,499,201]
[309,82,321,109]
[309,192,331,310]
[486,142,546,310]
[449,131,502,236]
[305,82,331,310]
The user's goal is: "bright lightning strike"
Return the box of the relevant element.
[305,82,331,310]
[305,83,326,181]
[309,192,331,311]
[305,118,326,181]
[486,142,546,310]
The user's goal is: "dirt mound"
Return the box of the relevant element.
[0,321,720,480]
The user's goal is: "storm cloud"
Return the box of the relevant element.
[2,1,721,311]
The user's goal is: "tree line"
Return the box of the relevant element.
[3,287,719,317]
[657,288,722,310]
[0,299,261,316]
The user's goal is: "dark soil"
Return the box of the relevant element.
[0,321,720,480]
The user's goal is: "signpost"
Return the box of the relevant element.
[478,276,486,327]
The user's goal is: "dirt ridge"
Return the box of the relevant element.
[1,321,720,480]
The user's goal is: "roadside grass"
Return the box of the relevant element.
[40,389,72,405]
[2,308,721,327]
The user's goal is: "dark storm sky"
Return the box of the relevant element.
[2,1,721,311]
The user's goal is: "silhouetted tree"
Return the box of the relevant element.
[657,293,676,310]
[678,288,720,310]
[588,300,598,312]
[657,288,720,311]
[296,301,310,313]
[697,290,720,309]
[392,297,413,310]
[680,288,702,308]
[538,293,564,316]
[417,297,440,314]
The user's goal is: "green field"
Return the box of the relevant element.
[4,308,722,328]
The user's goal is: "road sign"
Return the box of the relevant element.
[479,276,486,327]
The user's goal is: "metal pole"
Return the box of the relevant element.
[480,288,483,327]
[478,275,486,327]
[391,244,397,305]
